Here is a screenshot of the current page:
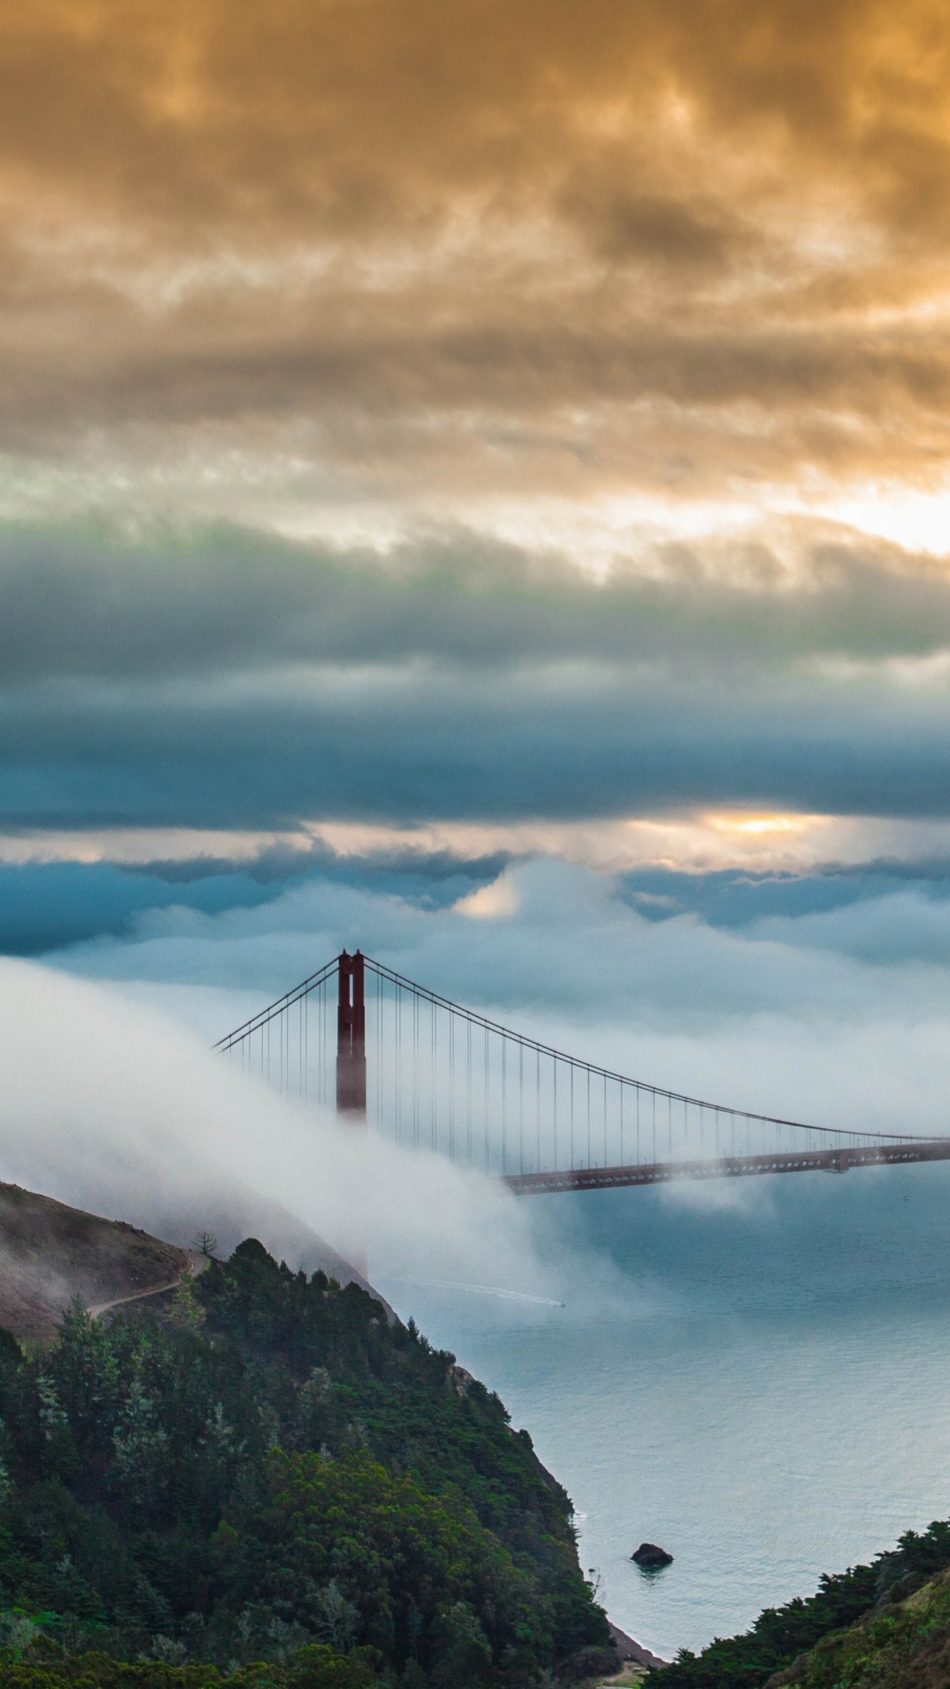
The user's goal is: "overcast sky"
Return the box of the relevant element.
[7,2,950,1136]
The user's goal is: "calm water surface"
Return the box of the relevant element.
[377,1162,950,1660]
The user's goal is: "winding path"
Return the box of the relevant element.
[89,1252,208,1318]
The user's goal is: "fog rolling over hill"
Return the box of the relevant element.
[0,1182,190,1339]
[0,1177,388,1341]
[0,955,566,1315]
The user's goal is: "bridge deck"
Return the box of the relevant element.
[502,1139,950,1194]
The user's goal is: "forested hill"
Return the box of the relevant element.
[0,1241,614,1688]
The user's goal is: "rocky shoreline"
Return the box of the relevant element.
[608,1618,668,1671]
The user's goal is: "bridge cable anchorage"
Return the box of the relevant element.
[213,949,950,1193]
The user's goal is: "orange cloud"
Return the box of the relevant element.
[1,0,950,548]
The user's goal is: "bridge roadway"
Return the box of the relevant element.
[502,1137,950,1194]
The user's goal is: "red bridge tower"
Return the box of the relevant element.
[336,951,368,1277]
[336,949,367,1115]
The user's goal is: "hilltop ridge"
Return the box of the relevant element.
[0,1179,387,1339]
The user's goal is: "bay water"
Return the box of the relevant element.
[376,1161,950,1661]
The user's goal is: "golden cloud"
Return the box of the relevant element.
[2,0,950,543]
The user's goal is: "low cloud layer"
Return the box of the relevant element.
[10,519,950,683]
[34,856,950,1147]
[5,518,950,835]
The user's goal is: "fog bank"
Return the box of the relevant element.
[0,957,561,1306]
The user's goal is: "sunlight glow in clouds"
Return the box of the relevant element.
[13,811,950,878]
[705,812,824,840]
[826,484,950,557]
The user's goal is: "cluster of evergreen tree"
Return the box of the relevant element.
[0,1242,611,1687]
[649,1518,950,1688]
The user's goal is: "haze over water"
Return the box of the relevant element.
[378,1162,950,1660]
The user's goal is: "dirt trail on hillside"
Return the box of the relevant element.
[90,1252,208,1317]
[0,1182,194,1339]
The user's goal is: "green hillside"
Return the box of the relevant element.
[766,1567,950,1688]
[0,1241,613,1688]
[647,1521,950,1689]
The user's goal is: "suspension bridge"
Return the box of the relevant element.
[215,950,950,1193]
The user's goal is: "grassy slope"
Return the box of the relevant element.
[767,1569,950,1689]
[0,1182,189,1337]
